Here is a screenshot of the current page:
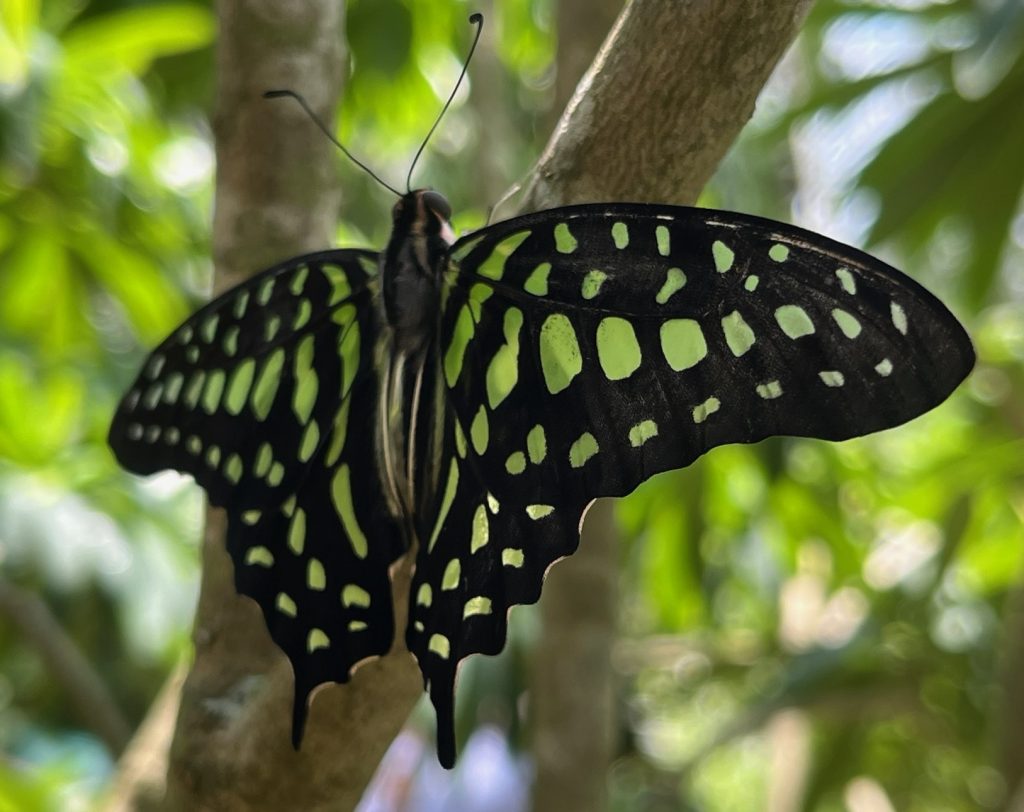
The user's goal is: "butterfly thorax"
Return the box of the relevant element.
[381,190,455,353]
[376,190,456,538]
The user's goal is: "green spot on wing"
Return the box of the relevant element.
[245,546,274,567]
[289,265,309,295]
[337,306,360,397]
[596,317,641,380]
[656,224,671,256]
[539,313,582,394]
[288,509,306,554]
[692,397,720,423]
[257,277,275,305]
[655,268,686,304]
[832,309,862,338]
[505,451,526,475]
[470,406,489,455]
[343,584,371,608]
[201,370,226,414]
[775,305,815,339]
[660,319,707,371]
[524,263,551,296]
[325,397,351,466]
[554,222,577,254]
[712,240,734,272]
[223,326,240,357]
[200,315,219,343]
[463,596,492,618]
[267,462,284,487]
[769,243,790,262]
[293,299,312,330]
[323,264,352,305]
[485,308,523,409]
[527,424,547,464]
[444,304,475,387]
[569,432,599,468]
[476,230,531,280]
[442,558,461,590]
[299,421,319,462]
[612,221,629,249]
[225,359,255,415]
[252,349,285,420]
[331,464,368,558]
[307,628,330,652]
[224,453,243,483]
[307,558,326,590]
[891,301,908,334]
[471,505,489,553]
[628,420,658,447]
[429,634,450,659]
[276,592,297,617]
[292,334,318,423]
[721,310,756,357]
[581,269,608,300]
[836,267,857,294]
[502,548,524,568]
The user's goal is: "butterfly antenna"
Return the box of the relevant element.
[264,89,402,197]
[405,12,484,192]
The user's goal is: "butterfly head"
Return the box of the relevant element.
[392,189,455,247]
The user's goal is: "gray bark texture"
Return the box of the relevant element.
[104,1,814,810]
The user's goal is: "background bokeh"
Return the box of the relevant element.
[1,0,1022,809]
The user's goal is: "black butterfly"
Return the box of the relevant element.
[107,12,974,771]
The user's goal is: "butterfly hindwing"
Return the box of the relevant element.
[406,203,974,763]
[226,360,407,745]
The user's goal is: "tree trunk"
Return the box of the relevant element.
[104,2,815,809]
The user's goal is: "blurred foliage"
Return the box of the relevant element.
[0,0,1021,810]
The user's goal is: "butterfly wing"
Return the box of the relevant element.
[408,204,974,764]
[109,249,406,741]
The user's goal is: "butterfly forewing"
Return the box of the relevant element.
[110,249,379,507]
[406,204,974,763]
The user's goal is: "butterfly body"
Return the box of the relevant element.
[109,191,974,767]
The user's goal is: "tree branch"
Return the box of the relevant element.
[0,578,132,756]
[516,0,814,212]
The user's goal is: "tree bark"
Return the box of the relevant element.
[106,1,815,809]
[517,0,814,212]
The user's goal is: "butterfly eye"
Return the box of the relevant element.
[422,190,452,222]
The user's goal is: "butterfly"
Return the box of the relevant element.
[108,183,974,766]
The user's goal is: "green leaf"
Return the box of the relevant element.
[61,4,214,75]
